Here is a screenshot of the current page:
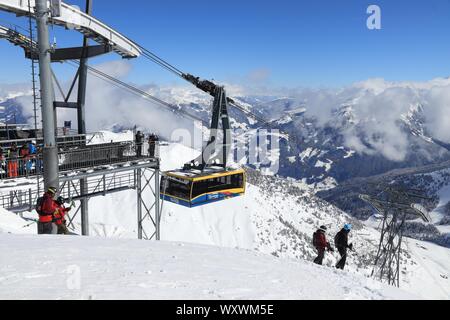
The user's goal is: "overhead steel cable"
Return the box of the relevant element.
[0,16,283,131]
[130,43,298,142]
[0,17,299,146]
[72,58,298,144]
[134,44,184,77]
[65,60,208,126]
[66,60,298,145]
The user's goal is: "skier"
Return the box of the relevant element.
[312,225,334,265]
[334,224,354,270]
[36,186,59,235]
[54,196,72,235]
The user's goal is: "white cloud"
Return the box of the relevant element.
[423,86,450,142]
[3,62,450,163]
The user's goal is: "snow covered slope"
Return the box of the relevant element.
[1,131,449,299]
[402,239,450,298]
[0,233,415,300]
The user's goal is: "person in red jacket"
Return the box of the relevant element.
[54,196,72,235]
[37,186,59,235]
[313,225,334,265]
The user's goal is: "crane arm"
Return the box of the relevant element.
[182,73,235,104]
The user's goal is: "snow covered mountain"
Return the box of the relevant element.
[3,77,450,189]
[1,131,449,299]
[0,98,29,125]
[2,76,450,299]
[318,161,450,248]
[104,77,450,189]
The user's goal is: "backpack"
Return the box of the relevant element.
[35,196,45,215]
[312,231,319,247]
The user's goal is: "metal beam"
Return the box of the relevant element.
[25,44,113,61]
[78,0,92,237]
[54,101,78,109]
[59,161,158,182]
[0,0,142,58]
[155,168,160,240]
[137,168,142,240]
[69,186,132,202]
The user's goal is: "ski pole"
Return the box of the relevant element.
[22,219,38,228]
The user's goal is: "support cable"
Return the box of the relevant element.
[65,60,208,126]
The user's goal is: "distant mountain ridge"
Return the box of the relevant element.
[3,78,450,189]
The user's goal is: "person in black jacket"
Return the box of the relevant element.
[135,130,144,157]
[334,224,354,270]
[147,133,159,158]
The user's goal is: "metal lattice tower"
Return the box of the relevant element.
[136,166,161,240]
[360,185,431,287]
[27,0,41,195]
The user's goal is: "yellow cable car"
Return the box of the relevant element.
[161,167,246,207]
[160,78,248,207]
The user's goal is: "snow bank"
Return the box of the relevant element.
[0,208,35,235]
[0,233,416,300]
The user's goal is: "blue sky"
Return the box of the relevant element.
[1,0,450,88]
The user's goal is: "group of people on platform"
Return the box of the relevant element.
[36,186,74,235]
[312,224,354,270]
[135,131,159,158]
[0,140,42,178]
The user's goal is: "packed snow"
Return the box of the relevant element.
[0,233,416,300]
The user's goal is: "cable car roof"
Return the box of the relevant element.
[164,167,245,182]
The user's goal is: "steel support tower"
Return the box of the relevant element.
[78,0,92,236]
[35,0,59,190]
[360,186,431,287]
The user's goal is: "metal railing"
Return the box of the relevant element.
[0,171,137,212]
[0,140,160,181]
[59,142,133,172]
[0,156,43,180]
[0,134,88,150]
[0,188,37,212]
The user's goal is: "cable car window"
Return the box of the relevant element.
[231,173,244,188]
[161,176,192,200]
[191,179,209,198]
[191,173,244,198]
